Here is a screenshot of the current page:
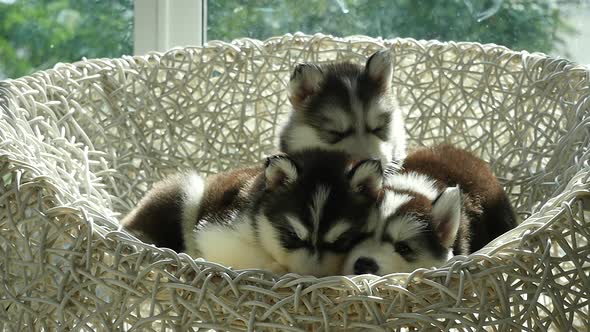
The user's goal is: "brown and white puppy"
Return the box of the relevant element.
[278,50,406,167]
[343,144,517,275]
[121,149,383,276]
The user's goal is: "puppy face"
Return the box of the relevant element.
[280,50,402,165]
[255,150,383,277]
[343,186,462,275]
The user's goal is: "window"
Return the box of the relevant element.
[206,0,590,65]
[1,0,588,79]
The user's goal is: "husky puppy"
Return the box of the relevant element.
[278,50,406,166]
[342,144,517,275]
[121,149,383,276]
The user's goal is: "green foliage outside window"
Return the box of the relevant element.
[0,0,578,79]
[0,0,132,78]
[208,0,575,54]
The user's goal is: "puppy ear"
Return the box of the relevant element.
[431,186,462,248]
[288,63,323,107]
[264,154,298,190]
[348,159,383,199]
[365,50,393,90]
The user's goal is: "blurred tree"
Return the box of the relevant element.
[0,0,132,79]
[208,0,576,56]
[0,0,578,79]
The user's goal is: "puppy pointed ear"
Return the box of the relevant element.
[432,186,462,248]
[288,63,323,107]
[365,50,393,90]
[348,159,383,199]
[264,154,298,190]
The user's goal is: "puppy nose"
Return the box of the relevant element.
[353,257,379,274]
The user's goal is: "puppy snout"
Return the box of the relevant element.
[353,257,378,275]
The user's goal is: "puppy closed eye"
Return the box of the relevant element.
[282,228,307,249]
[369,125,385,133]
[286,227,301,240]
[325,128,353,142]
[394,241,413,256]
[367,125,387,137]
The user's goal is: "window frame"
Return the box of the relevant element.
[133,0,206,55]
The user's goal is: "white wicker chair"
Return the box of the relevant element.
[1,34,589,331]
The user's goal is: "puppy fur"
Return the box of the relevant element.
[122,149,383,276]
[120,173,197,252]
[279,50,406,167]
[343,144,517,275]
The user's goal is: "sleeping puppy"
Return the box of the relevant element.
[121,149,383,276]
[343,144,517,275]
[278,50,407,167]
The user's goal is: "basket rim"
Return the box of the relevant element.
[3,33,589,87]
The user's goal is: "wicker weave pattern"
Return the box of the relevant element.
[1,34,589,331]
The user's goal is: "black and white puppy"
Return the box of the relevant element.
[121,149,383,276]
[343,144,517,275]
[279,50,406,167]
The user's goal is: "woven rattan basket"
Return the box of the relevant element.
[1,34,589,331]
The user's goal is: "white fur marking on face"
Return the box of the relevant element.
[380,192,411,220]
[324,221,351,244]
[365,99,390,129]
[374,192,411,239]
[365,103,379,130]
[181,173,206,255]
[285,125,330,152]
[258,214,342,276]
[348,78,364,136]
[286,215,309,241]
[385,172,439,201]
[310,185,331,246]
[387,215,427,242]
[322,108,352,132]
[365,206,382,237]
